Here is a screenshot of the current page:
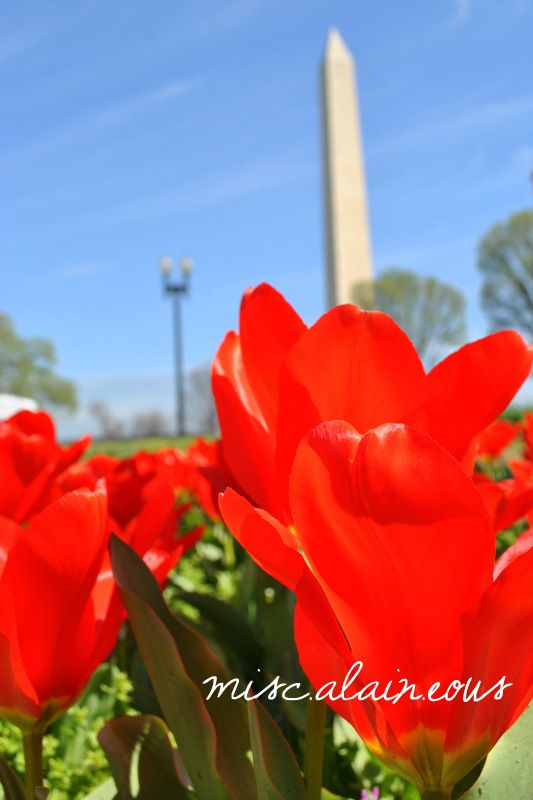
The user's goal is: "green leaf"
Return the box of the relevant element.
[247,701,306,800]
[0,757,25,800]
[110,535,257,800]
[82,778,118,799]
[177,591,264,675]
[98,714,189,799]
[461,704,533,799]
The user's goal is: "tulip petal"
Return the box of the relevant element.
[54,435,91,474]
[476,420,519,458]
[475,475,533,534]
[2,489,108,704]
[219,488,304,590]
[290,421,494,741]
[276,306,428,501]
[293,574,415,784]
[494,527,533,579]
[0,517,19,576]
[88,569,126,679]
[6,410,56,439]
[239,283,306,431]
[427,332,533,463]
[213,333,287,520]
[293,582,353,720]
[127,480,177,556]
[445,546,533,779]
[0,584,40,726]
[184,439,234,519]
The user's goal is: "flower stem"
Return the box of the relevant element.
[223,530,236,568]
[303,698,327,800]
[23,731,43,800]
[421,792,452,800]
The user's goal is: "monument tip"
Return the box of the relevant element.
[324,28,352,62]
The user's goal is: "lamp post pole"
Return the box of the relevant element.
[159,256,193,437]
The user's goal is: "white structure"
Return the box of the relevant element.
[321,29,373,307]
[0,394,38,420]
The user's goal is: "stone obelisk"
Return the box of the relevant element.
[321,29,373,308]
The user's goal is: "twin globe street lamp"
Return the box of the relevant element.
[158,255,193,437]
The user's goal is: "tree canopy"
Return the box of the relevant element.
[0,313,77,412]
[352,267,467,368]
[477,209,533,339]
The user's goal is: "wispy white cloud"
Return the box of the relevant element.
[369,94,533,157]
[371,143,533,231]
[99,150,315,226]
[181,0,266,40]
[448,0,533,29]
[2,77,199,168]
[70,78,197,137]
[451,0,473,26]
[10,148,315,246]
[48,261,114,282]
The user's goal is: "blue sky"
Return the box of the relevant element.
[2,0,533,437]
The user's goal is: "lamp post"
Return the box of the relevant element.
[159,255,193,436]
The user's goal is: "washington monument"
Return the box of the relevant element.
[321,29,373,308]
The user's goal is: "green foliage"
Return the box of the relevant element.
[502,404,533,422]
[247,701,306,800]
[98,715,190,799]
[352,268,467,367]
[0,313,77,412]
[327,717,418,800]
[0,665,133,800]
[0,756,25,800]
[110,535,256,800]
[477,209,533,339]
[87,436,197,458]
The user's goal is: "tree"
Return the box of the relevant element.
[88,401,125,439]
[477,209,533,339]
[131,410,171,437]
[0,312,77,411]
[352,268,467,368]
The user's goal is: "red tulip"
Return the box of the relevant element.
[476,419,520,459]
[0,487,120,732]
[93,479,203,652]
[61,444,220,521]
[494,526,533,578]
[213,284,532,523]
[179,438,244,520]
[60,453,203,588]
[473,472,533,533]
[56,453,119,495]
[0,475,201,737]
[0,410,90,523]
[83,451,174,528]
[220,422,533,797]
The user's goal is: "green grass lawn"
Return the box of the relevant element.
[87,435,198,458]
